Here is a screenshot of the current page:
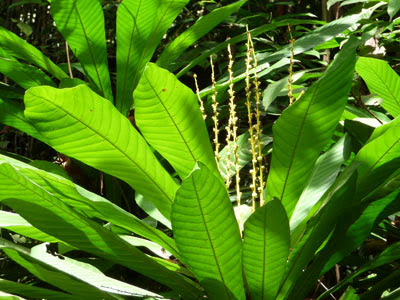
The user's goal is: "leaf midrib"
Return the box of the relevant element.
[29,92,175,206]
[144,72,197,166]
[192,174,231,299]
[72,0,106,97]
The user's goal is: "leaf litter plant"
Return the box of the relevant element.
[1,0,400,299]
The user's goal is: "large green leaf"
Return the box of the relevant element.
[0,98,43,141]
[266,37,359,217]
[356,57,400,117]
[0,211,58,243]
[51,0,112,101]
[276,168,358,300]
[24,85,177,220]
[354,122,400,197]
[0,56,55,89]
[156,0,247,69]
[0,162,201,298]
[171,163,245,300]
[290,135,351,238]
[1,241,161,299]
[0,153,179,258]
[0,279,75,300]
[116,0,189,115]
[388,0,400,20]
[177,5,381,77]
[243,199,290,300]
[0,27,68,80]
[134,63,218,179]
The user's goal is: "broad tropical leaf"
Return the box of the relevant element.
[354,122,400,197]
[24,85,177,220]
[243,199,290,300]
[0,153,179,258]
[290,135,351,236]
[171,163,245,300]
[0,279,75,300]
[0,98,43,141]
[266,37,359,217]
[51,0,113,100]
[156,0,247,69]
[177,5,381,77]
[0,162,201,298]
[388,0,400,20]
[1,241,161,299]
[0,27,67,80]
[116,0,189,114]
[356,57,400,117]
[134,63,218,178]
[0,56,55,89]
[277,172,358,299]
[0,211,58,243]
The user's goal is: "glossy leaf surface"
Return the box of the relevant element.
[356,57,400,117]
[116,0,189,114]
[51,0,112,100]
[243,199,290,300]
[171,163,245,300]
[156,0,246,69]
[24,85,177,220]
[0,26,67,80]
[266,38,359,217]
[135,63,218,178]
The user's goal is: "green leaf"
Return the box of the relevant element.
[243,199,290,300]
[266,37,359,217]
[24,84,177,220]
[116,0,189,115]
[0,211,59,243]
[0,57,55,89]
[0,162,201,298]
[354,123,400,195]
[176,18,324,77]
[356,57,400,117]
[277,171,358,300]
[156,0,247,69]
[388,0,400,20]
[0,98,43,141]
[339,287,359,300]
[0,27,68,80]
[1,241,161,299]
[0,279,75,300]
[134,63,218,179]
[0,153,179,259]
[290,135,351,242]
[171,163,245,300]
[51,0,112,101]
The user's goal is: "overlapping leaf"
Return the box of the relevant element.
[116,0,189,114]
[0,98,43,141]
[134,63,218,179]
[171,163,245,300]
[0,27,68,80]
[0,153,179,258]
[156,0,247,69]
[356,57,400,117]
[51,0,112,100]
[243,199,290,300]
[0,162,201,298]
[24,85,177,220]
[1,241,161,299]
[266,37,359,217]
[0,56,55,89]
